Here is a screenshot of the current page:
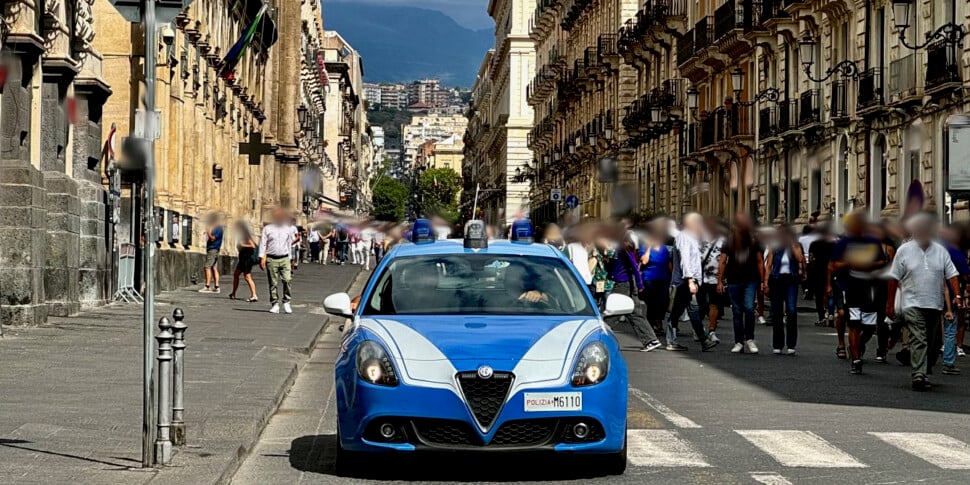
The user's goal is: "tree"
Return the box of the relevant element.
[415,167,461,224]
[371,177,408,222]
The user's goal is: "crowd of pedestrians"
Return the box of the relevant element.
[541,209,970,392]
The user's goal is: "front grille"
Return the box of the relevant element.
[412,418,477,446]
[491,419,557,446]
[457,371,513,430]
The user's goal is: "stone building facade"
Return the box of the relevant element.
[1,0,112,326]
[464,0,535,226]
[520,0,970,226]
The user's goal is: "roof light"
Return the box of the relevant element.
[510,219,534,244]
[463,220,487,249]
[410,218,434,244]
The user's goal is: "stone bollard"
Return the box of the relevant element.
[155,317,174,465]
[171,308,187,446]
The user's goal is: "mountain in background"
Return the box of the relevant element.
[325,2,493,87]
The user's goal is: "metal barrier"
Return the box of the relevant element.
[171,308,187,445]
[155,317,174,465]
[113,243,144,302]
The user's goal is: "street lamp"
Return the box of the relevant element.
[297,105,308,129]
[892,0,966,49]
[686,86,699,112]
[730,67,781,106]
[799,35,860,82]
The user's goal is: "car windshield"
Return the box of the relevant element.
[361,254,596,316]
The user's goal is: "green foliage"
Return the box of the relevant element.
[371,177,408,222]
[415,168,461,224]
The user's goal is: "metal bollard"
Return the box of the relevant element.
[171,308,187,446]
[155,317,174,465]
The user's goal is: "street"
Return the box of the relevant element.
[233,303,970,484]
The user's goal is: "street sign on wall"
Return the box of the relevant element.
[550,188,562,202]
[945,114,970,197]
[109,1,193,23]
[565,195,580,209]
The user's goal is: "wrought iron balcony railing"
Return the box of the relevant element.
[798,89,820,126]
[888,53,919,101]
[677,28,695,65]
[857,68,884,110]
[925,41,961,90]
[830,80,848,119]
[694,16,714,52]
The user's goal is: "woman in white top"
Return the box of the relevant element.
[765,225,807,354]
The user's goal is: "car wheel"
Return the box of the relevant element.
[335,432,362,477]
[600,428,628,475]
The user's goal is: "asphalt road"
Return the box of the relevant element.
[232,302,970,484]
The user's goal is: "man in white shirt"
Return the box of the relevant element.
[887,213,961,390]
[259,209,299,314]
[359,225,376,271]
[308,226,322,263]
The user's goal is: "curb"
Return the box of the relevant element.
[210,267,366,485]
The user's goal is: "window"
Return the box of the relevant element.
[768,159,780,221]
[362,254,595,316]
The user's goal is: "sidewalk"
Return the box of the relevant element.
[0,262,362,484]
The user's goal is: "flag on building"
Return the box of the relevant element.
[219,3,269,81]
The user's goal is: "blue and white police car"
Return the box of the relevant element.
[323,219,633,475]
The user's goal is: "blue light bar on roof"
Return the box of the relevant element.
[411,218,434,244]
[510,219,534,244]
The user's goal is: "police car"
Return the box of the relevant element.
[323,219,633,475]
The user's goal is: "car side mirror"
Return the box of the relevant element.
[602,293,635,317]
[323,292,354,318]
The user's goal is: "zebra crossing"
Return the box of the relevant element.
[624,429,970,471]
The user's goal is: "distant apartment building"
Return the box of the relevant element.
[400,113,468,169]
[379,84,408,110]
[363,83,382,108]
[430,135,464,176]
[408,79,441,106]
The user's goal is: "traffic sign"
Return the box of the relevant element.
[565,195,580,209]
[550,189,562,202]
[109,1,193,23]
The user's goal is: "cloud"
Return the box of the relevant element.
[326,0,493,30]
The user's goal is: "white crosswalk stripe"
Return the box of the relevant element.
[749,472,794,485]
[735,430,867,468]
[626,429,711,467]
[870,432,970,470]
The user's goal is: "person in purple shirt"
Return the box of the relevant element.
[942,226,970,371]
[604,225,662,352]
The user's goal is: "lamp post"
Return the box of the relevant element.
[798,36,860,82]
[730,67,780,106]
[892,0,966,50]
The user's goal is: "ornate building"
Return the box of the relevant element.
[1,0,112,325]
[523,0,970,226]
[464,0,535,226]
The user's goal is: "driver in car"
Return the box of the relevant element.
[504,263,555,307]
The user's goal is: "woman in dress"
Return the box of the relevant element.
[229,220,259,302]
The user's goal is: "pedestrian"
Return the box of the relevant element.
[698,218,725,343]
[639,223,673,335]
[667,213,718,351]
[868,223,897,363]
[259,209,298,314]
[289,217,302,272]
[360,222,376,271]
[603,224,662,352]
[199,213,224,294]
[543,223,565,251]
[336,224,350,264]
[228,220,259,302]
[563,225,594,294]
[718,213,764,354]
[808,224,836,327]
[349,226,361,265]
[829,211,889,374]
[939,225,968,375]
[765,224,806,354]
[308,225,322,263]
[798,224,820,300]
[887,213,961,389]
[373,226,387,264]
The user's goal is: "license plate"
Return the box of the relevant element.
[524,392,583,412]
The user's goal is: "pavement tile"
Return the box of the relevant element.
[0,263,362,484]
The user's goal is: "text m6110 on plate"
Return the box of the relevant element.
[523,392,583,412]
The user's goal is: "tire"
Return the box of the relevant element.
[600,427,628,475]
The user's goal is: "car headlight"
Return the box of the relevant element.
[572,341,609,386]
[356,340,399,386]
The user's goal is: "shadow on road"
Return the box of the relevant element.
[288,435,615,482]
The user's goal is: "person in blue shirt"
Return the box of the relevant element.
[200,213,224,294]
[639,225,672,335]
[941,225,970,373]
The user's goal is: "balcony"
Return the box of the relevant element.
[694,16,714,53]
[714,1,755,42]
[798,89,820,127]
[728,104,754,139]
[758,106,777,139]
[925,41,961,94]
[598,33,620,70]
[677,28,695,66]
[857,68,884,112]
[778,99,797,134]
[830,80,848,120]
[700,112,718,149]
[755,0,788,24]
[680,122,699,157]
[888,53,920,105]
[561,0,593,31]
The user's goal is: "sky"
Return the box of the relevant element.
[328,0,493,30]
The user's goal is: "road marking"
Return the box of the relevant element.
[870,432,970,469]
[628,387,701,429]
[736,430,866,468]
[750,472,794,485]
[626,429,711,467]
